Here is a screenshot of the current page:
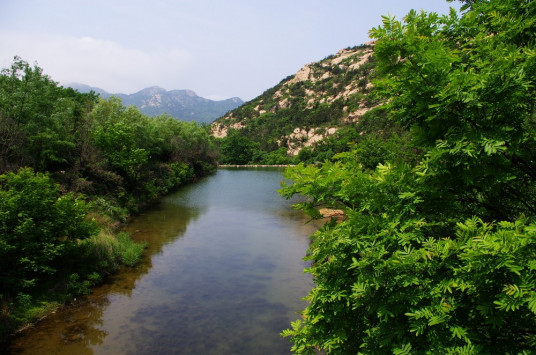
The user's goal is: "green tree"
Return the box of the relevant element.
[219,129,259,164]
[282,153,536,354]
[371,1,536,222]
[90,98,215,205]
[281,0,536,353]
[91,101,149,182]
[0,168,96,296]
[0,57,97,174]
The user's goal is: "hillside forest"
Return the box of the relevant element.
[0,57,217,341]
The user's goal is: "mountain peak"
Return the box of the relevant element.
[69,84,243,124]
[137,86,167,95]
[66,82,110,96]
[169,89,198,97]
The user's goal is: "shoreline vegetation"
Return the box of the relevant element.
[3,0,535,353]
[279,1,536,353]
[2,174,203,346]
[218,164,295,168]
[0,58,218,347]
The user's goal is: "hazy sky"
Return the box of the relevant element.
[1,0,459,101]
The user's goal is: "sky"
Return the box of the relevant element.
[1,0,460,101]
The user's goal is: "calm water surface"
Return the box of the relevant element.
[8,168,319,354]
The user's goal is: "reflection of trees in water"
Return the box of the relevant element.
[8,170,315,354]
[8,295,110,354]
[110,201,204,296]
[60,297,109,347]
[8,199,204,354]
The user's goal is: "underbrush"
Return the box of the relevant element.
[0,210,146,348]
[85,229,146,270]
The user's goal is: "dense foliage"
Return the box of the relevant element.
[296,107,413,167]
[0,58,217,341]
[0,168,96,294]
[0,57,216,212]
[281,0,536,353]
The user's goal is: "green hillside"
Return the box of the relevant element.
[211,43,397,164]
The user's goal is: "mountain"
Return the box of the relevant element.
[69,83,243,124]
[210,42,383,160]
[68,83,110,97]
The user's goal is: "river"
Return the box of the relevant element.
[8,168,319,354]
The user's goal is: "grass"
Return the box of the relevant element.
[116,232,146,266]
[0,212,147,347]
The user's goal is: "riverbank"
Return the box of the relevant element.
[218,164,296,168]
[6,168,318,354]
[0,165,216,349]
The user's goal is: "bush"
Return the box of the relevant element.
[83,230,146,271]
[281,0,536,352]
[281,154,536,354]
[0,168,96,297]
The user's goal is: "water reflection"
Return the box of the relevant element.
[8,168,318,354]
[8,186,204,354]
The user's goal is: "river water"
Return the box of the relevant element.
[8,168,319,354]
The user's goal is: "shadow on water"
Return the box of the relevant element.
[8,186,205,355]
[8,168,319,354]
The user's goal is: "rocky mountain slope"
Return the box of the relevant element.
[210,43,380,158]
[70,84,243,124]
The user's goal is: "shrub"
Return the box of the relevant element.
[0,168,96,297]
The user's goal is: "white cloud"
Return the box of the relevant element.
[0,30,194,94]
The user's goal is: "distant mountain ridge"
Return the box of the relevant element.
[69,83,243,124]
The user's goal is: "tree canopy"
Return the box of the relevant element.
[281,0,536,353]
[0,57,218,341]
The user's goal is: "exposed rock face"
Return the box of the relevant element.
[289,65,314,84]
[211,121,246,138]
[211,43,378,155]
[283,127,339,156]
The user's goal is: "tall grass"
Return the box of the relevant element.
[115,232,146,266]
[86,229,146,270]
